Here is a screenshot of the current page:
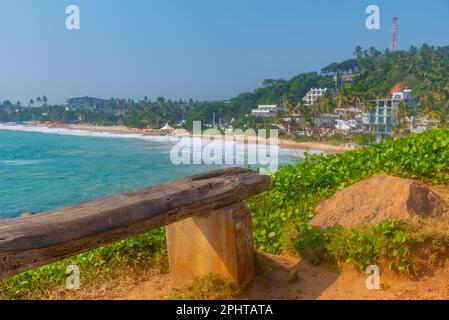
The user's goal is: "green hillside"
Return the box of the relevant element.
[1,44,448,128]
[190,43,449,128]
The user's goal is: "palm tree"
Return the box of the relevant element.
[440,101,449,128]
[36,96,42,106]
[29,99,34,108]
[334,86,352,110]
[431,91,449,128]
[297,101,314,128]
[283,95,299,135]
[273,109,288,134]
[418,95,440,127]
[319,92,334,114]
[354,46,363,60]
[42,96,48,106]
[393,100,411,137]
[358,96,375,133]
[357,96,374,114]
[311,94,334,130]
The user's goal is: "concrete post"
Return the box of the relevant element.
[166,201,255,289]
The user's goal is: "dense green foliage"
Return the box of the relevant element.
[228,73,334,114]
[352,45,449,125]
[223,44,449,127]
[120,97,186,129]
[0,105,119,126]
[352,45,449,102]
[248,129,449,257]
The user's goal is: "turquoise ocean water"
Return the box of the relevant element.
[0,126,308,219]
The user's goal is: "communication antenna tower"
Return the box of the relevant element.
[390,16,398,52]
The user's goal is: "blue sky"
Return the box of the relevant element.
[0,0,448,104]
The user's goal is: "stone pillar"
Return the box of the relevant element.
[166,201,255,289]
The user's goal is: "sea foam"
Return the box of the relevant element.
[0,124,318,158]
[0,125,179,143]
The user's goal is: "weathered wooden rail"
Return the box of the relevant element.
[0,167,270,287]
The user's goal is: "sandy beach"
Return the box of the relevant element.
[0,122,358,154]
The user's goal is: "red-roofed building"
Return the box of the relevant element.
[390,83,402,94]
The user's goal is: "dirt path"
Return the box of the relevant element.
[70,253,449,300]
[242,254,449,300]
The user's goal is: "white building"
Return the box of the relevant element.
[392,89,413,101]
[363,85,417,141]
[335,119,357,131]
[251,105,279,117]
[65,96,112,112]
[302,88,328,106]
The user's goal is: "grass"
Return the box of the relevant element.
[0,229,167,300]
[166,274,239,300]
[285,217,449,275]
[291,220,413,273]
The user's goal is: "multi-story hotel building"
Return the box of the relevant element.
[302,88,328,106]
[363,85,417,141]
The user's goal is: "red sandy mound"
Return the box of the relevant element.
[310,174,447,227]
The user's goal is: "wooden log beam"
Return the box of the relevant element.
[0,167,270,280]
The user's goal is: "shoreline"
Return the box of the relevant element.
[0,122,358,154]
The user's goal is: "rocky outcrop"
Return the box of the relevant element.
[310,175,447,228]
